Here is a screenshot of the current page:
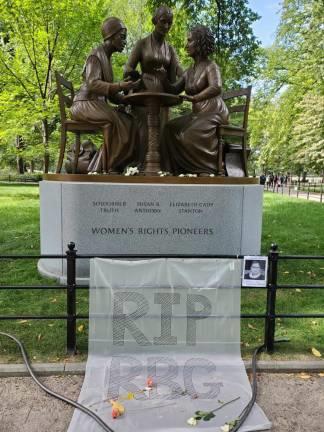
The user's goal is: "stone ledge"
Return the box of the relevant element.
[1,360,323,377]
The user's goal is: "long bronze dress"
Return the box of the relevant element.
[70,45,138,172]
[124,33,182,165]
[161,60,229,175]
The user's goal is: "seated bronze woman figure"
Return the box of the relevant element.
[160,25,229,175]
[70,17,140,173]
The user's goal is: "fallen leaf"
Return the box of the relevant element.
[77,324,85,333]
[283,271,290,274]
[311,347,322,358]
[18,320,28,324]
[50,298,57,303]
[299,373,311,379]
[295,288,302,293]
[318,373,324,377]
[311,321,318,326]
[37,334,43,341]
[48,323,55,327]
[248,323,257,330]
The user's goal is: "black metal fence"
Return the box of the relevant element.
[0,174,42,183]
[1,242,324,354]
[265,182,324,203]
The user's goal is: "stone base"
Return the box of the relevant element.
[39,177,263,284]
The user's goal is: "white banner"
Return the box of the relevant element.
[68,258,271,432]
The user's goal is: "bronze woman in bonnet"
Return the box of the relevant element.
[161,25,229,175]
[70,17,140,173]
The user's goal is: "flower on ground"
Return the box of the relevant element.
[220,425,230,432]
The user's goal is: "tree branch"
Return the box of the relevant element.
[44,29,59,99]
[63,31,84,75]
[15,13,45,99]
[0,56,34,99]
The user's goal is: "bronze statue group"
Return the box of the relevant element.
[70,6,229,175]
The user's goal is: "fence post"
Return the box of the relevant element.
[66,242,77,354]
[320,183,323,204]
[264,243,279,352]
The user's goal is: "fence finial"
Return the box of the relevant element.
[270,243,278,252]
[67,242,76,251]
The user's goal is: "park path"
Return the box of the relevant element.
[0,373,323,432]
[265,185,323,203]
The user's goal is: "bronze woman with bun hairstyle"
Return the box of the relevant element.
[124,5,183,167]
[125,5,182,92]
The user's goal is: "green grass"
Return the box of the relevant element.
[0,186,324,362]
[241,192,324,359]
[0,184,88,362]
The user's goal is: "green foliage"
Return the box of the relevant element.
[249,0,324,175]
[147,0,261,85]
[0,0,106,171]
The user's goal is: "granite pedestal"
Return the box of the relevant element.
[38,175,263,284]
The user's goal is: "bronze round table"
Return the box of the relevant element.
[124,92,182,176]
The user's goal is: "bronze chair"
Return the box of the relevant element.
[55,71,111,174]
[217,86,252,177]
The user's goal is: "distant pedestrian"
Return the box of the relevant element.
[260,174,266,185]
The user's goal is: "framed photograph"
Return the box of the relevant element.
[242,256,268,287]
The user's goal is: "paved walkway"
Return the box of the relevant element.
[265,185,323,203]
[1,373,323,432]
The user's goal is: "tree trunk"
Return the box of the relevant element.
[30,159,35,173]
[302,171,307,183]
[15,135,25,174]
[42,118,50,173]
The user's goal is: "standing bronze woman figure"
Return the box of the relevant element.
[160,26,229,175]
[70,17,140,173]
[125,5,182,91]
[124,5,182,166]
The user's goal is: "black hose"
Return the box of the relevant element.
[230,344,265,432]
[0,331,115,432]
[1,331,279,432]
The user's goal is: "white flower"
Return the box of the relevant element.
[187,417,197,426]
[179,174,185,177]
[159,171,171,177]
[124,166,139,176]
[220,424,230,432]
[209,174,215,177]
